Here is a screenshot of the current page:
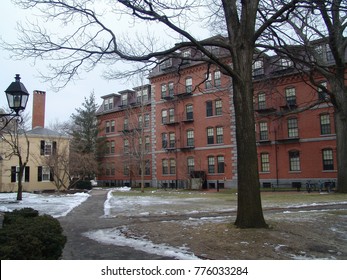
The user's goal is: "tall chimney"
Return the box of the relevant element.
[32,90,46,129]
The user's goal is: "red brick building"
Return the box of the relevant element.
[254,53,337,190]
[148,47,237,189]
[96,41,338,190]
[96,85,152,187]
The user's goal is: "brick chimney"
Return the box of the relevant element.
[32,90,46,129]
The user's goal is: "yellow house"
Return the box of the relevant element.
[0,126,70,193]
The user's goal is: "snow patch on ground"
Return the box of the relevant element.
[83,226,199,260]
[0,192,90,218]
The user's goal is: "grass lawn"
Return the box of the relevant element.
[110,187,347,209]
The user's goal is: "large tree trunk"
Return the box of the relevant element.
[233,76,267,228]
[335,108,347,193]
[231,41,267,228]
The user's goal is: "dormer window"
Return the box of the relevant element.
[121,93,128,106]
[182,50,191,64]
[159,58,173,70]
[137,88,149,103]
[279,58,293,69]
[253,59,264,76]
[104,97,113,111]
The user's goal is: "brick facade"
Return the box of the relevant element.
[96,43,338,190]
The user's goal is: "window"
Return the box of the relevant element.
[40,140,56,156]
[253,59,264,76]
[260,153,270,172]
[169,108,175,123]
[144,114,150,128]
[170,159,176,174]
[162,159,168,175]
[124,139,129,153]
[320,114,331,135]
[186,77,192,93]
[121,93,128,106]
[208,156,215,173]
[214,71,221,87]
[207,127,214,144]
[259,122,268,140]
[11,166,30,183]
[145,136,150,152]
[318,81,329,101]
[289,150,300,171]
[187,157,194,174]
[215,99,222,115]
[258,93,266,109]
[205,72,213,89]
[107,141,115,154]
[182,49,191,63]
[104,97,113,110]
[187,130,194,147]
[38,166,53,182]
[217,156,225,173]
[161,110,167,124]
[162,133,168,148]
[105,121,115,133]
[186,104,193,120]
[285,87,296,107]
[287,118,298,138]
[206,101,213,117]
[160,58,172,70]
[169,132,175,148]
[136,88,149,103]
[168,82,174,97]
[161,84,167,98]
[216,127,223,144]
[123,118,129,130]
[279,58,293,69]
[145,160,150,175]
[138,115,143,128]
[322,149,334,170]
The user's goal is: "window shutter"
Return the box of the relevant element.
[11,166,16,182]
[50,169,54,182]
[25,166,30,182]
[38,166,42,182]
[53,141,57,155]
[40,140,45,155]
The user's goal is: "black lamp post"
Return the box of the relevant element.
[1,74,29,130]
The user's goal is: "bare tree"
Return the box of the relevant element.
[5,0,305,227]
[0,120,30,200]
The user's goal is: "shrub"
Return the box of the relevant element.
[3,207,39,225]
[75,180,93,190]
[0,208,67,260]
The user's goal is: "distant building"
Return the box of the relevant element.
[0,91,70,192]
[96,85,152,187]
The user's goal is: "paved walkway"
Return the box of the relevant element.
[58,189,170,260]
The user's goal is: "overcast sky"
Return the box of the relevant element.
[0,0,135,128]
[0,1,211,128]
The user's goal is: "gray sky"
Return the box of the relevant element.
[0,0,130,127]
[0,1,211,128]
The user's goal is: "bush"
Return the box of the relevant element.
[0,208,67,260]
[3,207,39,225]
[75,180,93,190]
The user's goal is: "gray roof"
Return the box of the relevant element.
[26,126,69,138]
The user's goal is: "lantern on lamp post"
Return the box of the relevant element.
[1,74,29,130]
